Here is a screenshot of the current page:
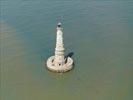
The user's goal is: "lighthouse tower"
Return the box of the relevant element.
[46,23,73,73]
[54,23,65,66]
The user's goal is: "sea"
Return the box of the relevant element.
[1,0,133,100]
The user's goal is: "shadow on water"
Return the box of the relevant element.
[65,52,75,66]
[65,52,74,58]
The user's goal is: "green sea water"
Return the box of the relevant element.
[1,0,133,100]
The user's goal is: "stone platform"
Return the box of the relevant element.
[46,56,73,73]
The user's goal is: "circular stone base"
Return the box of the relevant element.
[46,56,73,73]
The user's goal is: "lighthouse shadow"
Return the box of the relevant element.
[65,52,75,67]
[65,52,74,58]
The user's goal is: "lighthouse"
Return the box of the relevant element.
[46,23,73,73]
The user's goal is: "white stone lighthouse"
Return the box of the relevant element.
[46,23,73,73]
